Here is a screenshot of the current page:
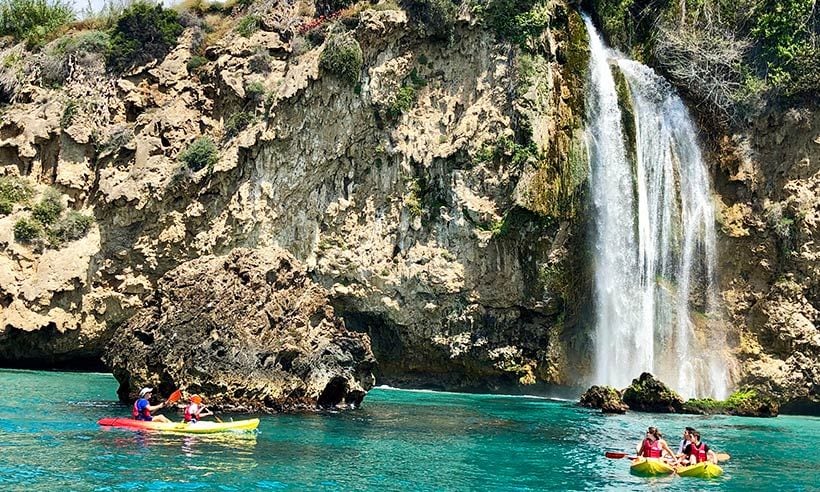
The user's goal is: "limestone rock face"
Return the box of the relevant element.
[104,247,376,411]
[622,373,684,413]
[579,385,628,414]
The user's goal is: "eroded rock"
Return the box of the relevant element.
[579,385,628,414]
[104,247,376,412]
[622,372,684,413]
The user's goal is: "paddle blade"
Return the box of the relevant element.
[166,389,182,404]
[716,452,730,462]
[605,452,628,459]
[214,416,223,423]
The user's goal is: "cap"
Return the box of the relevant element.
[191,395,202,404]
[139,387,153,397]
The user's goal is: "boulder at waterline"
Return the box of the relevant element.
[105,247,376,412]
[622,372,684,413]
[580,385,628,414]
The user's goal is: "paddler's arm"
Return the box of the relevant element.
[147,400,168,412]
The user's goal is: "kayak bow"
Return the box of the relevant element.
[97,417,259,434]
[629,458,675,476]
[677,461,724,478]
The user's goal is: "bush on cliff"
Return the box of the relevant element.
[0,175,33,215]
[0,0,74,47]
[13,217,42,243]
[683,388,779,417]
[39,30,111,86]
[31,189,64,225]
[319,32,363,85]
[401,0,457,41]
[51,210,94,244]
[476,0,549,45]
[107,2,183,71]
[180,136,219,172]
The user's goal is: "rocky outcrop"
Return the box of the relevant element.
[621,373,684,413]
[0,0,595,393]
[105,247,376,411]
[579,385,628,413]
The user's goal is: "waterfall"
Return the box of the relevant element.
[583,16,728,399]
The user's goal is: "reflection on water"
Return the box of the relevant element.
[2,370,819,491]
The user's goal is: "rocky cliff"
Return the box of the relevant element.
[0,0,593,394]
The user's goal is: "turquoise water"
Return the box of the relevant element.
[1,369,818,491]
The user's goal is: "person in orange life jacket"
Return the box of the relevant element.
[183,395,213,424]
[133,387,172,423]
[682,430,717,465]
[636,427,677,462]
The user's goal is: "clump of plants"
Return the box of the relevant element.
[179,136,219,172]
[236,14,261,37]
[400,0,456,40]
[476,0,549,45]
[187,55,208,72]
[107,2,184,72]
[387,68,427,117]
[39,30,111,86]
[12,187,95,247]
[224,111,255,138]
[319,31,363,85]
[0,175,33,215]
[0,0,74,47]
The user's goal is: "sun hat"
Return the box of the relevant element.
[139,387,153,397]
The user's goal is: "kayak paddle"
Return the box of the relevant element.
[166,389,182,405]
[716,452,730,462]
[605,452,637,459]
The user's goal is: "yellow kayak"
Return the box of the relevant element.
[630,458,675,476]
[677,461,724,478]
[98,417,259,434]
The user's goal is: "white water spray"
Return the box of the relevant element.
[584,16,728,399]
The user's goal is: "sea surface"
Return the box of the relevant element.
[1,369,818,491]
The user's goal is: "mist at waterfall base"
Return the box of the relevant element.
[583,16,728,399]
[3,369,820,491]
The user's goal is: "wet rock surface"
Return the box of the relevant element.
[105,247,376,412]
[621,372,685,413]
[579,385,628,414]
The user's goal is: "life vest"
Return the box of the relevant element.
[641,438,662,458]
[184,403,200,423]
[690,442,708,463]
[132,398,151,420]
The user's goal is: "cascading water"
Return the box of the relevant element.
[583,16,728,399]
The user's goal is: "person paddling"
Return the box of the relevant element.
[133,387,172,423]
[183,395,213,424]
[637,427,677,462]
[677,426,696,455]
[682,431,717,465]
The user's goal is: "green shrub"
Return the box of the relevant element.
[236,14,260,37]
[107,2,184,71]
[319,32,363,85]
[0,175,33,205]
[31,189,64,225]
[51,210,94,243]
[187,55,208,72]
[0,0,74,47]
[245,80,265,100]
[179,136,219,172]
[224,111,255,138]
[401,0,456,40]
[13,217,42,243]
[61,99,77,129]
[480,0,548,45]
[0,199,12,215]
[388,85,416,117]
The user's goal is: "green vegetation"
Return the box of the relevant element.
[388,86,417,118]
[107,2,183,71]
[404,179,423,218]
[319,32,363,85]
[187,55,208,72]
[51,210,94,243]
[13,217,42,243]
[40,30,111,86]
[236,14,260,37]
[224,111,254,138]
[60,99,77,129]
[401,0,457,40]
[477,0,549,45]
[31,189,64,225]
[180,136,219,172]
[683,388,778,416]
[0,0,74,47]
[0,175,33,215]
[245,80,265,101]
[589,0,820,119]
[474,135,537,168]
[248,47,272,73]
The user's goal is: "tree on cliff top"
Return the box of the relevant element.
[106,2,183,72]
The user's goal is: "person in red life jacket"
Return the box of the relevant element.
[636,427,677,462]
[183,395,213,424]
[132,387,172,423]
[682,431,717,465]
